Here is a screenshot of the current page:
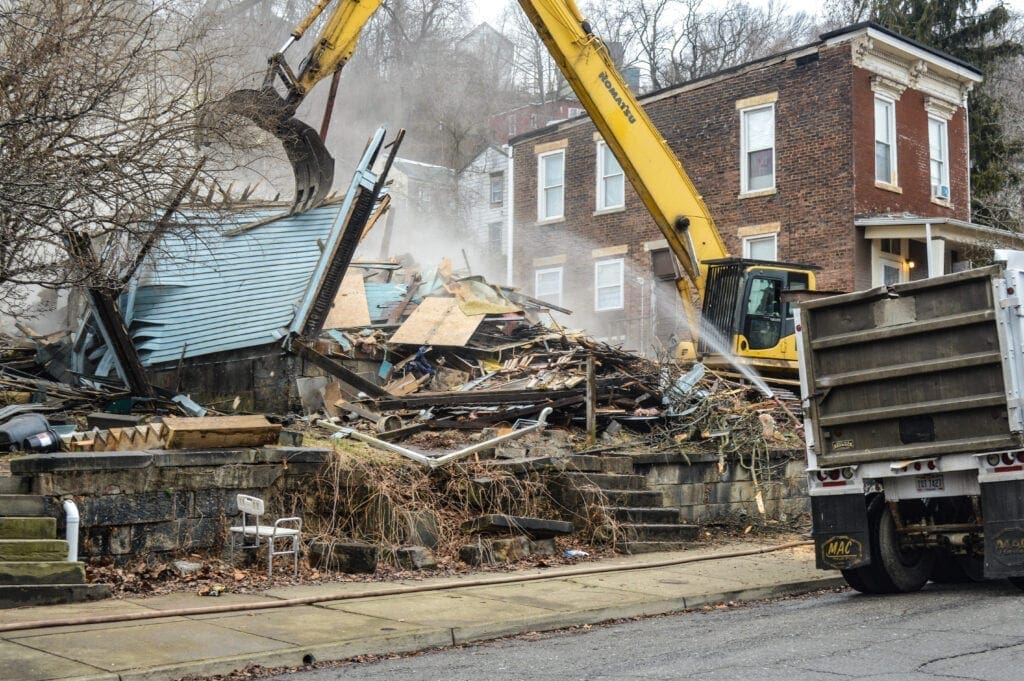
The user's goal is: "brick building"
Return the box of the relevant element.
[505,22,1023,352]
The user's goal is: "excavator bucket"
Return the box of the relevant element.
[223,88,335,214]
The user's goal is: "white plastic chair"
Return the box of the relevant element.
[228,494,302,577]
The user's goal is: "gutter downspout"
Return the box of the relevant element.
[63,499,79,563]
[505,144,515,285]
[320,407,552,469]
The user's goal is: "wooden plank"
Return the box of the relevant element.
[291,341,387,398]
[388,297,484,347]
[324,272,371,329]
[163,415,281,450]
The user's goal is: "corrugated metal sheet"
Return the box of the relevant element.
[130,203,343,366]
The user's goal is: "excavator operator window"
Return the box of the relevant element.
[744,276,783,350]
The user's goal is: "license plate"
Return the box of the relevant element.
[915,473,944,492]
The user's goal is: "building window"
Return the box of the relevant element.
[489,172,504,205]
[596,141,625,210]
[743,234,777,261]
[537,150,565,221]
[535,267,563,307]
[929,117,950,200]
[874,96,897,185]
[740,104,775,193]
[487,221,503,251]
[595,258,625,311]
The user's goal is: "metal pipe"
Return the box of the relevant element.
[321,407,553,469]
[0,539,812,634]
[63,499,79,563]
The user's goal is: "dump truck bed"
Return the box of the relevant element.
[798,265,1024,467]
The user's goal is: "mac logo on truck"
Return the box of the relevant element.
[994,529,1024,564]
[820,535,864,569]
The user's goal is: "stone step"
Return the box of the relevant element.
[0,561,86,585]
[618,523,700,542]
[0,494,54,517]
[0,584,111,609]
[0,539,68,562]
[563,471,646,490]
[0,517,56,540]
[567,455,634,475]
[605,506,680,524]
[614,540,695,555]
[0,477,30,494]
[583,488,663,508]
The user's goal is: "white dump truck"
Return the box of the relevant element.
[796,250,1024,593]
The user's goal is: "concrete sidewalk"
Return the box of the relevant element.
[0,542,844,681]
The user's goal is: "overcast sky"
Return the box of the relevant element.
[472,0,1023,28]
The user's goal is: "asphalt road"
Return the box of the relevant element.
[269,580,1024,680]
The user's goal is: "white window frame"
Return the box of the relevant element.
[489,172,504,205]
[874,95,898,186]
[594,258,625,311]
[537,149,565,222]
[928,116,950,200]
[743,233,778,261]
[740,103,775,194]
[595,141,625,211]
[534,267,563,307]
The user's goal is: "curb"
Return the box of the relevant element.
[57,574,845,681]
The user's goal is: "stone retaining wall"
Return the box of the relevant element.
[632,450,809,522]
[11,448,329,561]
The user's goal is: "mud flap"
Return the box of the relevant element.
[811,494,870,570]
[981,480,1024,578]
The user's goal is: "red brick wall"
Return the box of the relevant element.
[511,42,970,347]
[851,67,970,219]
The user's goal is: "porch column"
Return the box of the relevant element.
[925,222,945,277]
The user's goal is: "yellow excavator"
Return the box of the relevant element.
[230,0,817,375]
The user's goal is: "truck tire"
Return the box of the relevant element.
[840,497,898,594]
[877,506,934,592]
[930,552,984,583]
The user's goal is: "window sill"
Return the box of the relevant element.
[874,180,903,194]
[594,307,625,313]
[738,188,777,200]
[593,206,625,216]
[536,217,565,226]
[930,196,952,208]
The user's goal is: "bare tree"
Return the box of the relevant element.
[0,0,248,319]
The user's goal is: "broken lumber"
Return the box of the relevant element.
[162,415,281,449]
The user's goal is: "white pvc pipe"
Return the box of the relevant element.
[321,407,553,469]
[63,499,79,563]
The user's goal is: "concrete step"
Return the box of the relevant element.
[0,494,54,517]
[0,517,56,540]
[0,477,30,494]
[0,539,68,562]
[606,506,680,524]
[618,523,700,542]
[0,561,86,585]
[614,540,695,555]
[567,455,634,475]
[563,471,646,490]
[583,488,663,508]
[0,584,111,609]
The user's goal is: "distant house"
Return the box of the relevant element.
[489,99,586,145]
[505,22,1023,352]
[459,22,517,90]
[457,146,509,275]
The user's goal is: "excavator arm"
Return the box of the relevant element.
[517,0,729,325]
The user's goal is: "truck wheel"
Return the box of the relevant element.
[931,553,984,583]
[877,506,934,592]
[1008,577,1024,591]
[840,498,898,594]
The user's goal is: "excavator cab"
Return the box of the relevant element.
[695,259,818,375]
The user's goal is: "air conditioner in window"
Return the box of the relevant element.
[933,184,950,199]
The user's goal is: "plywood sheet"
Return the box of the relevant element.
[324,272,371,330]
[388,297,484,347]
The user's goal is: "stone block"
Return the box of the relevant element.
[152,449,257,468]
[0,539,67,561]
[530,538,557,556]
[494,445,528,460]
[256,447,331,464]
[277,430,304,447]
[395,546,437,570]
[401,510,440,549]
[0,516,55,540]
[462,514,574,539]
[81,490,185,526]
[308,540,378,574]
[130,521,181,554]
[459,543,491,566]
[489,536,531,562]
[11,451,154,474]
